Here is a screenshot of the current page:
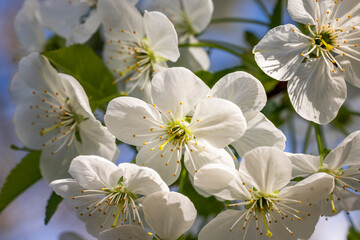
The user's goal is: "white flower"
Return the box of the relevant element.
[9,53,119,182]
[99,191,197,240]
[98,0,180,101]
[208,71,286,157]
[253,0,360,124]
[50,155,169,237]
[104,67,247,184]
[195,147,334,240]
[145,0,213,71]
[289,130,360,215]
[14,0,45,53]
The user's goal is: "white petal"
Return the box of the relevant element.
[60,73,93,117]
[151,67,210,119]
[104,96,163,146]
[210,71,267,113]
[194,163,251,201]
[171,36,210,71]
[198,210,248,240]
[136,141,182,185]
[288,58,347,124]
[77,119,120,162]
[253,24,310,81]
[182,0,213,33]
[323,131,360,170]
[39,0,89,38]
[14,0,45,53]
[239,147,292,193]
[288,0,317,25]
[66,9,101,45]
[279,173,334,206]
[68,155,119,189]
[98,0,144,42]
[50,178,83,201]
[117,163,169,196]
[232,112,286,156]
[142,191,196,240]
[143,11,180,62]
[99,226,151,240]
[287,153,320,178]
[190,98,246,148]
[184,140,235,177]
[336,44,360,88]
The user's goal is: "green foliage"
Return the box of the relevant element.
[176,235,186,240]
[42,44,118,111]
[43,35,66,52]
[348,227,360,240]
[45,191,63,225]
[270,0,284,29]
[0,150,42,213]
[245,31,260,48]
[181,173,224,218]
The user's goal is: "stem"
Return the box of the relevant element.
[288,115,297,153]
[314,123,325,162]
[254,0,271,19]
[178,41,244,58]
[302,123,312,153]
[210,17,269,27]
[178,168,187,193]
[348,110,360,117]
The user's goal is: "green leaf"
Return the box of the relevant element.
[43,35,66,52]
[348,227,360,240]
[45,191,63,225]
[0,150,42,213]
[181,173,224,218]
[42,44,117,110]
[270,0,284,29]
[176,235,186,240]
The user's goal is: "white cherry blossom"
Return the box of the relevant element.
[208,71,286,157]
[145,0,213,71]
[98,0,180,102]
[289,130,360,215]
[10,53,119,182]
[99,191,197,240]
[253,0,360,124]
[195,147,334,240]
[105,67,246,185]
[50,155,169,237]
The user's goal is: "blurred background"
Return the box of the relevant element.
[0,0,359,239]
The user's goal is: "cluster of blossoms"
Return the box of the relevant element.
[5,0,360,239]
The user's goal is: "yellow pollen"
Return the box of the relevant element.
[180,102,183,105]
[197,119,200,122]
[143,142,146,145]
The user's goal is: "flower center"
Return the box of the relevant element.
[159,117,192,150]
[71,176,143,231]
[314,30,336,51]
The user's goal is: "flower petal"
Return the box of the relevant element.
[239,147,292,193]
[68,155,119,189]
[288,0,317,25]
[279,172,334,204]
[136,141,182,185]
[98,226,151,240]
[231,112,286,156]
[182,0,213,33]
[190,98,246,148]
[66,9,101,45]
[104,96,163,146]
[98,0,144,42]
[194,163,251,201]
[116,163,169,195]
[39,0,89,38]
[142,191,196,240]
[184,140,235,177]
[210,71,267,113]
[287,153,320,178]
[14,0,45,53]
[143,11,180,62]
[253,24,310,81]
[151,67,210,119]
[287,58,347,124]
[323,131,360,170]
